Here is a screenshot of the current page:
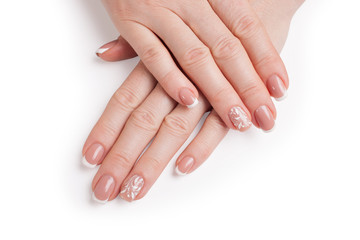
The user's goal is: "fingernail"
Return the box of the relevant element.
[267,75,288,101]
[254,105,275,132]
[120,175,144,202]
[179,88,199,108]
[82,143,104,168]
[95,40,117,56]
[175,157,195,176]
[92,174,115,204]
[229,106,252,131]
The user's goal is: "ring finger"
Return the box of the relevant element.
[91,85,176,202]
[119,95,210,202]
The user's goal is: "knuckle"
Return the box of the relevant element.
[212,86,233,103]
[145,156,164,172]
[159,69,178,90]
[212,36,242,60]
[181,46,211,68]
[142,47,164,64]
[98,120,119,138]
[207,113,228,130]
[163,115,190,136]
[108,150,133,170]
[238,83,263,98]
[232,14,260,39]
[130,109,158,132]
[254,53,279,69]
[111,87,139,111]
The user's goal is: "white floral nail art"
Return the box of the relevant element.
[229,106,252,130]
[120,175,144,201]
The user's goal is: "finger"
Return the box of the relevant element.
[173,2,276,131]
[142,9,253,131]
[95,36,137,62]
[175,111,229,175]
[82,62,156,168]
[209,0,289,101]
[91,85,177,202]
[116,21,200,108]
[119,95,210,202]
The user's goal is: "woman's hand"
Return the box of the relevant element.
[84,62,228,202]
[100,0,291,132]
[82,0,304,203]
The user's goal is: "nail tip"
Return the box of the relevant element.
[119,175,144,202]
[275,92,288,102]
[186,98,199,109]
[95,48,110,55]
[81,156,97,169]
[175,166,187,176]
[92,192,108,204]
[119,196,133,203]
[262,123,276,133]
[238,121,252,131]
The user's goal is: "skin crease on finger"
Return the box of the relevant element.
[102,0,285,132]
[88,0,305,202]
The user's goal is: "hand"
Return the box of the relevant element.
[83,0,304,203]
[100,0,290,132]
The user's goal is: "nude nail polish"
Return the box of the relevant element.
[82,143,104,168]
[179,88,199,108]
[267,75,288,101]
[175,157,195,176]
[229,106,252,131]
[120,175,144,202]
[254,105,275,132]
[92,174,115,204]
[95,40,117,56]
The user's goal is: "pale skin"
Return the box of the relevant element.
[83,0,305,203]
[100,0,293,132]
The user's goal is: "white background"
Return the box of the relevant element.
[0,0,359,239]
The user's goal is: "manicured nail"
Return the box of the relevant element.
[96,48,110,55]
[120,175,144,202]
[254,105,275,132]
[267,75,288,101]
[95,40,117,56]
[229,106,252,131]
[179,88,199,108]
[92,174,115,204]
[175,157,195,176]
[82,143,104,168]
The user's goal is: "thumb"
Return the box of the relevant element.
[96,36,138,62]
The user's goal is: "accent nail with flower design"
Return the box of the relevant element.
[229,106,252,131]
[120,175,144,202]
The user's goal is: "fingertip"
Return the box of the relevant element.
[95,40,117,58]
[179,88,199,108]
[96,37,138,62]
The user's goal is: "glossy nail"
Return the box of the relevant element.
[267,75,288,101]
[254,105,275,132]
[229,106,252,131]
[120,175,144,202]
[82,143,104,168]
[92,174,115,204]
[179,88,199,108]
[95,40,117,56]
[175,157,195,176]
